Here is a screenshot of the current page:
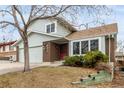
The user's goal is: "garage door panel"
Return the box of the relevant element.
[29,47,42,63]
[19,46,43,63]
[19,49,24,63]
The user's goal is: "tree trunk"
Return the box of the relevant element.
[23,39,30,72]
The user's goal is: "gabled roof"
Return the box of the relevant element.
[66,23,118,40]
[54,17,77,32]
[0,41,16,47]
[13,31,63,46]
[29,17,77,32]
[14,17,77,46]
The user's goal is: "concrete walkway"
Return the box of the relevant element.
[0,61,62,75]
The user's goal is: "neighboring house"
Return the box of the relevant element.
[13,18,118,63]
[115,42,124,63]
[115,52,124,63]
[0,41,18,61]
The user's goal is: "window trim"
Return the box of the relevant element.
[71,37,101,56]
[72,41,80,55]
[90,39,99,51]
[81,40,89,54]
[45,22,57,33]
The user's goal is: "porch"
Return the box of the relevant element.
[43,38,69,62]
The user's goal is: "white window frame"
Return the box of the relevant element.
[45,22,57,33]
[90,39,99,51]
[70,37,104,56]
[81,40,89,54]
[72,41,80,55]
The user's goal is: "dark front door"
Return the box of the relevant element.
[60,43,68,60]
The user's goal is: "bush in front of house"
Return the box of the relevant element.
[83,51,108,68]
[63,56,83,67]
[64,51,108,68]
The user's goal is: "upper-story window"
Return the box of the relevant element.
[46,23,55,33]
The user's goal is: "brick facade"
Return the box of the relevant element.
[43,41,68,62]
[105,36,117,62]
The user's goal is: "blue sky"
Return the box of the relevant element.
[0,5,124,42]
[108,5,124,41]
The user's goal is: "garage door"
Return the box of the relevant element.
[19,46,43,64]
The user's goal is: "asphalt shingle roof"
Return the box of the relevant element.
[66,23,118,40]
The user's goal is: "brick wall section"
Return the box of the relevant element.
[43,41,68,62]
[43,41,60,62]
[105,36,116,62]
[50,42,60,62]
[43,41,51,62]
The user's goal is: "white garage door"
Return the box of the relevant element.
[19,46,43,64]
[19,49,24,63]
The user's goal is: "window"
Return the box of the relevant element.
[46,25,50,33]
[72,39,99,55]
[9,45,14,51]
[3,46,5,51]
[73,42,80,55]
[51,23,55,32]
[90,39,99,51]
[81,41,88,54]
[46,23,55,33]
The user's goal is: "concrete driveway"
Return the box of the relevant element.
[0,60,62,75]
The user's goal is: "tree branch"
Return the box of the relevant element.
[13,5,26,26]
[0,21,16,28]
[0,10,13,16]
[27,5,71,28]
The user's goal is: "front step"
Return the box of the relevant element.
[52,60,64,64]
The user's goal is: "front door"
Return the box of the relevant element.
[60,43,68,60]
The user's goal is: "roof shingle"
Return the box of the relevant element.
[66,23,118,40]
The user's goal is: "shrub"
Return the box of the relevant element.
[63,51,108,68]
[83,51,108,68]
[63,56,83,67]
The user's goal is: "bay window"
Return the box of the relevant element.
[72,39,99,55]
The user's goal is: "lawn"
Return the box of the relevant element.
[0,66,123,88]
[0,66,96,88]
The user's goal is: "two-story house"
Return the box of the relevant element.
[13,17,118,64]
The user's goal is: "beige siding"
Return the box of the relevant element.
[18,33,61,63]
[28,19,71,37]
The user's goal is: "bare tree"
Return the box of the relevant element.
[0,5,110,72]
[117,40,124,53]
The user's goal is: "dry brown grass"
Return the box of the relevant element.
[0,66,123,88]
[0,66,96,88]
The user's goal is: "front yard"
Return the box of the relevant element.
[0,66,123,88]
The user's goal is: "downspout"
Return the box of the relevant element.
[109,34,111,63]
[122,41,124,61]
